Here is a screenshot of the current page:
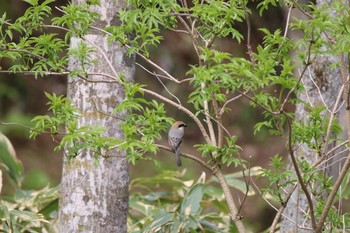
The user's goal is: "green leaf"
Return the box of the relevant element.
[0,132,23,187]
[180,184,204,216]
[143,209,174,233]
[38,199,59,219]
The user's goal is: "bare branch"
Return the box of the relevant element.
[201,83,217,146]
[315,151,350,232]
[0,70,69,76]
[83,36,119,79]
[136,62,181,105]
[90,25,180,83]
[283,5,293,38]
[155,144,213,172]
[219,92,246,116]
[214,167,246,233]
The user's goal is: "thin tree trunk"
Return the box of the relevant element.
[58,0,134,232]
[281,1,345,232]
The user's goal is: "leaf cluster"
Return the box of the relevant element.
[0,133,57,233]
[260,155,295,204]
[0,186,58,233]
[129,168,259,232]
[293,106,342,154]
[115,83,173,164]
[30,93,119,162]
[196,136,243,167]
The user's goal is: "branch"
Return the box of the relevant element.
[89,25,180,83]
[236,90,279,115]
[315,83,345,167]
[212,94,223,147]
[236,157,252,215]
[83,36,119,79]
[0,70,69,76]
[242,0,256,66]
[136,62,182,105]
[315,151,350,232]
[0,121,66,136]
[284,112,318,230]
[291,0,313,19]
[280,39,314,112]
[141,88,211,145]
[198,109,232,138]
[219,92,246,116]
[155,144,213,172]
[144,89,246,233]
[325,140,349,157]
[201,83,217,146]
[315,75,350,232]
[214,167,246,233]
[283,4,293,38]
[269,184,297,233]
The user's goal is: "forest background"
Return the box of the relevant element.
[1,0,349,232]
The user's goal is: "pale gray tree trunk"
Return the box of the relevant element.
[58,0,134,232]
[281,1,346,232]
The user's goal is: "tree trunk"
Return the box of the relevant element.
[280,1,345,232]
[58,1,134,232]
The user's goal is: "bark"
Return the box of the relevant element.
[280,1,346,232]
[58,1,135,232]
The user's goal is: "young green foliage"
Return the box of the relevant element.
[30,93,119,162]
[260,155,295,204]
[1,0,350,231]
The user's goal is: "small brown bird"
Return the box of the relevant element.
[168,121,187,167]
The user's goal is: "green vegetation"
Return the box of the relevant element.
[1,0,350,232]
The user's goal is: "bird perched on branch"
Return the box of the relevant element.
[168,121,187,167]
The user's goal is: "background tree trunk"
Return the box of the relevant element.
[281,0,346,232]
[58,0,135,232]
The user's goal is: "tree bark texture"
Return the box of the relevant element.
[58,1,135,232]
[281,1,346,232]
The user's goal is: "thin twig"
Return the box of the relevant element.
[315,151,350,232]
[83,36,119,78]
[0,70,69,76]
[313,82,345,168]
[0,121,66,136]
[237,156,251,215]
[284,112,317,230]
[90,25,180,83]
[280,40,314,112]
[325,140,349,157]
[315,76,350,232]
[307,66,332,113]
[243,0,256,65]
[201,83,217,146]
[283,5,293,38]
[236,90,279,115]
[212,94,223,147]
[219,92,247,116]
[291,0,313,19]
[198,109,232,138]
[136,62,181,105]
[319,150,349,169]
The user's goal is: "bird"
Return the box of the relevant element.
[168,121,187,167]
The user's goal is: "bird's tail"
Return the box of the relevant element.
[176,148,182,167]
